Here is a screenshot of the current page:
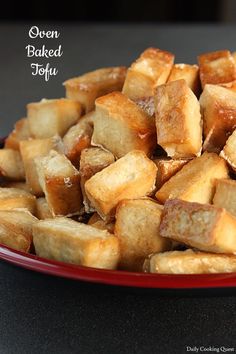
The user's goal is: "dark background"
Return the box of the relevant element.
[1,0,236,23]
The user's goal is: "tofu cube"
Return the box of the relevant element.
[27,98,82,138]
[0,187,36,214]
[35,197,53,220]
[213,179,236,217]
[167,63,200,95]
[198,50,236,88]
[79,147,115,212]
[200,84,236,152]
[155,79,202,158]
[134,96,155,117]
[85,150,157,220]
[220,128,236,170]
[33,217,120,269]
[114,198,171,271]
[4,118,30,150]
[144,249,236,274]
[88,213,115,234]
[63,112,94,168]
[122,47,174,100]
[155,152,229,204]
[20,136,63,196]
[154,158,190,189]
[35,150,83,217]
[64,66,127,113]
[92,91,156,158]
[0,149,25,181]
[160,199,236,254]
[0,209,37,252]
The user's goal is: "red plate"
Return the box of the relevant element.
[1,244,236,288]
[1,137,236,289]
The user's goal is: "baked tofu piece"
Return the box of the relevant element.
[35,150,83,217]
[220,129,236,171]
[88,213,115,234]
[155,79,202,158]
[122,47,174,100]
[154,158,190,189]
[219,80,236,93]
[80,147,115,212]
[33,217,120,269]
[213,179,236,217]
[134,96,155,117]
[4,118,30,150]
[0,210,37,252]
[92,92,156,158]
[85,150,157,220]
[64,67,127,113]
[35,197,53,220]
[160,199,236,254]
[144,249,236,274]
[198,50,236,88]
[20,136,63,196]
[63,112,94,168]
[167,64,200,95]
[200,84,236,152]
[0,149,25,181]
[114,198,170,271]
[155,152,228,204]
[0,187,36,214]
[27,98,82,138]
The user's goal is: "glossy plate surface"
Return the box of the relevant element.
[1,137,236,289]
[1,244,236,288]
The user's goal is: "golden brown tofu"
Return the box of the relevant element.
[27,98,82,138]
[133,96,155,117]
[92,92,156,158]
[0,149,25,181]
[114,198,171,271]
[213,179,236,217]
[0,209,37,252]
[20,136,63,196]
[85,150,157,220]
[154,158,190,189]
[4,118,30,150]
[80,147,115,212]
[200,84,236,153]
[167,63,200,95]
[144,249,236,274]
[63,112,94,168]
[122,47,174,100]
[64,67,127,113]
[35,150,83,217]
[0,187,36,214]
[198,50,236,88]
[219,80,236,93]
[88,213,115,233]
[220,128,236,171]
[160,199,236,254]
[155,152,228,204]
[35,197,53,220]
[155,79,202,158]
[33,217,120,269]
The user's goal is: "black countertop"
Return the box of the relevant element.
[0,23,236,354]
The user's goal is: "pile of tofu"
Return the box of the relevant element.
[2,48,236,274]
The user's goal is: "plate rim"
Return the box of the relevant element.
[1,244,236,289]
